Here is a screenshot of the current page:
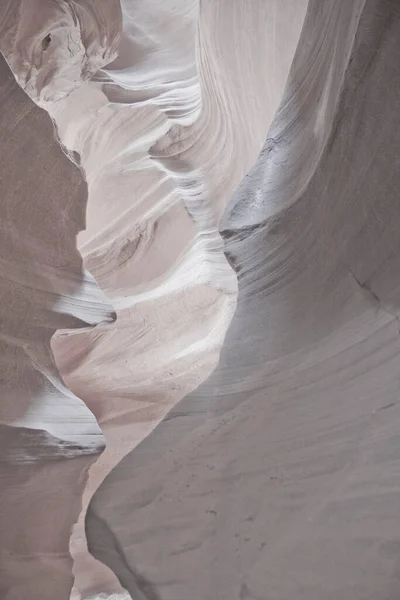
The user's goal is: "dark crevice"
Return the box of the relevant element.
[41,33,51,51]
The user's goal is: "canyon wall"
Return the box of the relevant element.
[2,1,400,599]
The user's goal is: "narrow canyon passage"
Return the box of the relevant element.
[87,1,400,599]
[1,0,400,599]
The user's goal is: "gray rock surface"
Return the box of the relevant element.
[87,1,400,598]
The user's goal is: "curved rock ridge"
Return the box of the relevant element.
[0,52,115,599]
[85,1,400,599]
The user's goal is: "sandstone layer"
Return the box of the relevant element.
[1,0,400,599]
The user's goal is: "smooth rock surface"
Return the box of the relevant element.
[87,1,400,599]
[2,0,400,599]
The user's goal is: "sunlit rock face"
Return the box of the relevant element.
[2,0,400,599]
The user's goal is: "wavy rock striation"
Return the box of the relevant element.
[85,0,400,599]
[1,1,307,598]
[0,53,115,599]
[3,0,398,599]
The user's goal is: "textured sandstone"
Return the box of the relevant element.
[2,1,400,599]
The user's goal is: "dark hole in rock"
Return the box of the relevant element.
[42,34,51,51]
